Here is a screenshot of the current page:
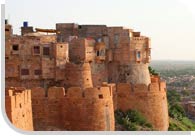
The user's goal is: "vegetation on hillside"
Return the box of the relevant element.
[169,117,195,131]
[167,90,195,131]
[115,109,154,131]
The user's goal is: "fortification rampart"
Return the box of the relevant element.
[5,87,33,131]
[31,87,64,130]
[31,85,115,131]
[116,80,169,131]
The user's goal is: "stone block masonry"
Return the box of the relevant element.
[116,77,169,130]
[31,85,115,131]
[5,87,33,131]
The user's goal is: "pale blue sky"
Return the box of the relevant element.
[5,0,195,60]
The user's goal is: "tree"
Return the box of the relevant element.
[148,66,159,76]
[115,109,153,131]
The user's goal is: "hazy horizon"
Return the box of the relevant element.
[151,59,195,61]
[5,0,195,61]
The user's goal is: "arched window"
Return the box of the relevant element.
[137,51,141,59]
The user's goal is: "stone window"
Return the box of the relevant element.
[99,94,103,99]
[96,49,105,56]
[43,47,50,56]
[34,69,42,75]
[97,50,100,56]
[12,44,19,51]
[21,69,29,75]
[82,92,85,98]
[114,34,119,47]
[33,46,40,55]
[136,51,141,59]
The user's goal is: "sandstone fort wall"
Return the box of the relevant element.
[5,87,33,131]
[116,80,169,130]
[31,85,115,131]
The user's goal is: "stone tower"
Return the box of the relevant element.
[119,33,151,85]
[64,62,93,89]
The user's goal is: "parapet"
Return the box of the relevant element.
[6,87,31,115]
[5,87,33,131]
[31,85,115,131]
[117,80,166,94]
[48,86,65,99]
[31,86,65,99]
[151,75,160,83]
[31,83,114,100]
[66,85,113,100]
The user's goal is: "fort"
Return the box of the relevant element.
[5,20,169,131]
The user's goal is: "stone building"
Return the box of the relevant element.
[5,21,69,89]
[5,20,168,131]
[183,101,195,120]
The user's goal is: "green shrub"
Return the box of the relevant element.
[167,90,195,131]
[126,110,146,125]
[181,90,190,96]
[145,122,153,128]
[148,66,159,76]
[169,117,195,131]
[127,123,137,131]
[167,90,181,104]
[115,109,153,131]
